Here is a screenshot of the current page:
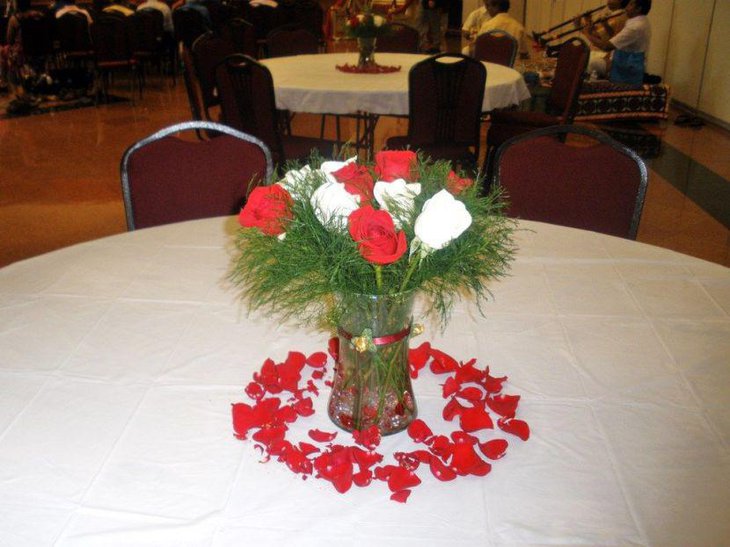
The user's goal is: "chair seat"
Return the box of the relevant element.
[386,135,476,164]
[282,135,337,163]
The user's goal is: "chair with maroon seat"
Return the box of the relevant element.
[120,120,273,230]
[172,6,209,50]
[91,14,143,102]
[221,17,258,58]
[129,8,171,85]
[190,31,238,121]
[484,38,589,174]
[376,22,419,53]
[54,11,94,68]
[493,124,648,239]
[385,53,486,171]
[215,53,337,167]
[473,30,517,67]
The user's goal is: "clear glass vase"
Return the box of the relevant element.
[357,37,377,69]
[328,291,417,435]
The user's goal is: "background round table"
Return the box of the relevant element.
[260,53,532,116]
[0,217,728,545]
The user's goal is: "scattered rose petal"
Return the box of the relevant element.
[429,456,457,481]
[442,376,460,398]
[408,342,431,378]
[479,439,508,460]
[456,386,484,402]
[328,337,339,361]
[407,419,433,443]
[245,381,265,401]
[497,418,530,441]
[309,429,338,443]
[459,404,494,432]
[486,394,520,418]
[390,489,411,503]
[352,425,381,450]
[306,352,328,368]
[442,397,464,421]
[430,348,458,374]
[482,368,507,393]
[294,397,314,417]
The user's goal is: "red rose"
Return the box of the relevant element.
[374,150,417,182]
[238,185,293,236]
[446,171,473,195]
[332,163,374,203]
[348,205,407,265]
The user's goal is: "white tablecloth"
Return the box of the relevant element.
[1,217,729,546]
[261,53,531,116]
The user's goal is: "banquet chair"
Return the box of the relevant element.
[493,124,648,239]
[473,30,517,67]
[91,15,143,102]
[265,26,320,57]
[129,8,169,85]
[120,120,273,230]
[215,54,337,167]
[190,32,237,120]
[221,17,258,58]
[19,12,55,74]
[173,6,209,49]
[54,11,94,68]
[376,23,419,53]
[386,53,486,171]
[484,38,589,173]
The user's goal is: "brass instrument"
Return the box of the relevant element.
[532,7,625,47]
[531,5,604,45]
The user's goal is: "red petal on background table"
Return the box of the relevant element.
[276,404,298,424]
[351,446,383,469]
[427,435,454,460]
[486,394,520,418]
[429,348,458,374]
[498,418,530,441]
[283,446,313,475]
[479,439,508,460]
[306,351,327,368]
[231,402,254,439]
[454,359,483,384]
[459,404,494,432]
[442,376,460,398]
[442,397,465,421]
[457,386,484,402]
[407,419,433,443]
[294,397,314,417]
[482,368,507,393]
[353,468,373,487]
[429,456,457,481]
[408,341,431,378]
[376,465,422,492]
[328,337,339,361]
[252,425,287,445]
[390,489,412,503]
[309,429,338,443]
[245,381,265,401]
[394,450,430,470]
[254,358,282,394]
[331,463,354,493]
[298,442,320,456]
[352,425,381,450]
[311,370,325,380]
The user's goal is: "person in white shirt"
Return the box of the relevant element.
[55,0,93,24]
[461,0,490,54]
[468,0,530,59]
[583,0,651,85]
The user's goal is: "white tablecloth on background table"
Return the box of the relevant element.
[1,217,729,545]
[261,53,531,116]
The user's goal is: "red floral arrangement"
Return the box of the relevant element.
[232,339,529,503]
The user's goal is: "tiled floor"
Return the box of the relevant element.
[1,68,729,269]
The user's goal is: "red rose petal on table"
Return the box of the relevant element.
[311,370,325,380]
[353,468,373,487]
[231,402,255,439]
[429,456,457,481]
[309,429,338,443]
[457,386,484,402]
[479,439,509,460]
[352,425,381,450]
[454,359,483,384]
[429,348,458,374]
[427,435,454,460]
[298,442,320,456]
[482,368,507,393]
[244,381,265,401]
[486,394,520,418]
[390,489,412,503]
[252,425,287,446]
[442,376,460,398]
[442,397,464,422]
[497,418,530,441]
[351,447,383,469]
[294,397,314,417]
[407,419,433,443]
[459,404,494,432]
[394,450,430,471]
[276,404,298,424]
[306,351,328,368]
[387,466,421,492]
[408,341,431,379]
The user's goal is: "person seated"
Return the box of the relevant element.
[582,0,651,85]
[462,0,491,51]
[54,0,93,23]
[0,0,44,100]
[171,0,214,29]
[574,0,628,78]
[470,0,531,59]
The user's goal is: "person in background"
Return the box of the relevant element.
[582,0,651,85]
[0,0,44,99]
[473,0,530,59]
[172,0,213,29]
[420,0,446,53]
[137,0,173,33]
[55,0,93,23]
[387,0,420,28]
[574,0,628,78]
[461,0,490,55]
[101,0,135,17]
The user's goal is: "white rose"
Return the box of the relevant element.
[320,156,358,184]
[277,165,312,199]
[373,178,421,228]
[413,189,472,251]
[310,180,360,230]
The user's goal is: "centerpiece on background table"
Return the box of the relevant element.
[230,150,515,435]
[340,0,396,72]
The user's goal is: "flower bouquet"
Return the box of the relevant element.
[344,1,391,70]
[230,151,515,435]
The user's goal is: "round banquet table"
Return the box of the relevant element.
[1,217,729,546]
[260,53,532,116]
